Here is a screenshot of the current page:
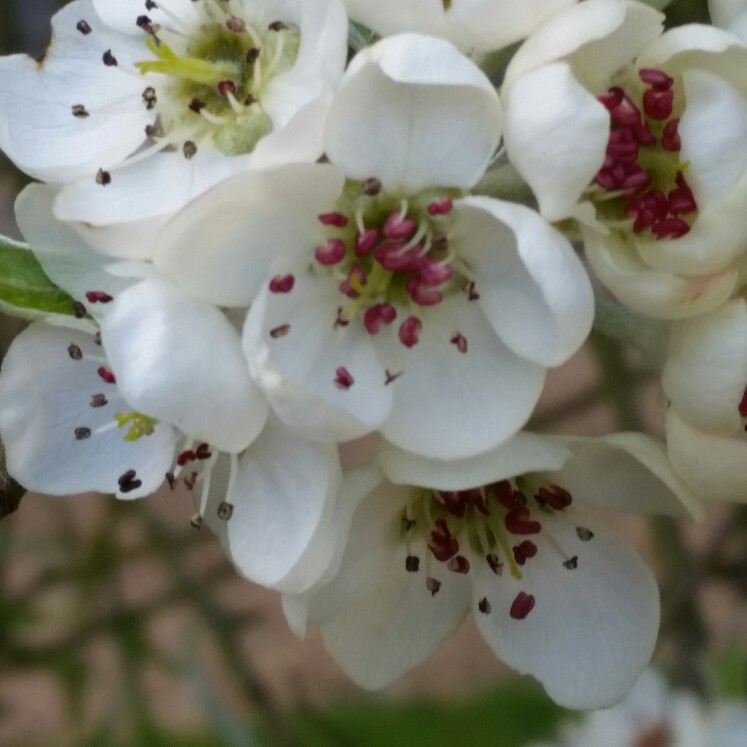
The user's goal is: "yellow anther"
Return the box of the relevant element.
[136,37,236,85]
[115,412,158,442]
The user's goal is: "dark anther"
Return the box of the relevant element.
[426,577,442,597]
[96,169,112,186]
[195,443,212,460]
[217,502,234,521]
[362,177,382,196]
[119,472,143,494]
[563,556,579,570]
[486,553,503,575]
[165,472,176,490]
[385,369,403,386]
[142,87,157,110]
[67,344,83,361]
[190,513,204,530]
[76,20,92,35]
[268,20,288,31]
[136,15,156,34]
[188,98,205,113]
[401,516,416,532]
[72,104,89,119]
[94,331,102,346]
[145,123,164,139]
[270,324,290,339]
[102,49,118,66]
[72,301,87,318]
[478,597,491,614]
[145,0,157,9]
[74,427,92,441]
[576,527,594,542]
[246,47,260,64]
[244,94,257,106]
[183,141,197,159]
[405,555,420,573]
[118,469,137,487]
[90,394,108,408]
[226,16,246,33]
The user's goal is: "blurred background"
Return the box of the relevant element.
[0,0,744,745]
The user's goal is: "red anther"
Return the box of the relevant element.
[334,366,354,390]
[504,507,541,535]
[399,316,422,348]
[626,189,668,232]
[448,555,470,574]
[195,443,212,460]
[598,87,624,111]
[450,333,468,354]
[270,324,290,339]
[355,228,379,256]
[652,217,691,239]
[269,274,295,293]
[363,303,397,335]
[382,212,417,240]
[428,518,460,562]
[466,281,480,301]
[86,291,113,303]
[495,480,515,509]
[339,265,366,298]
[315,238,347,265]
[438,491,467,518]
[461,488,489,515]
[374,240,423,272]
[668,172,697,216]
[621,168,651,195]
[510,592,536,620]
[406,277,443,306]
[217,80,237,96]
[97,366,116,384]
[513,540,538,566]
[427,197,453,216]
[643,87,674,120]
[739,388,747,417]
[177,450,196,466]
[419,258,452,286]
[537,485,573,510]
[607,89,645,128]
[318,212,349,227]
[639,68,673,90]
[662,119,681,151]
[606,128,640,162]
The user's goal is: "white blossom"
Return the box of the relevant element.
[710,0,747,43]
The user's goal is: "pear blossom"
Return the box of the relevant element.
[502,0,747,320]
[529,669,747,747]
[282,432,700,709]
[164,34,595,458]
[662,296,747,503]
[0,0,347,226]
[343,0,577,52]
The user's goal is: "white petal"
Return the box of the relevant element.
[15,184,142,317]
[153,164,344,306]
[0,0,149,182]
[379,432,572,491]
[472,512,660,709]
[680,70,747,209]
[379,297,546,459]
[326,34,502,191]
[202,417,343,593]
[320,547,471,689]
[666,409,747,503]
[101,276,267,452]
[93,0,200,34]
[502,62,609,222]
[583,228,739,320]
[0,322,175,498]
[554,433,703,519]
[663,298,747,433]
[456,196,594,366]
[243,276,393,442]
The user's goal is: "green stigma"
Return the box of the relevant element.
[136,37,237,86]
[115,412,158,442]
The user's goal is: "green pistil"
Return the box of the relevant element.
[115,412,158,442]
[136,37,237,86]
[341,262,394,321]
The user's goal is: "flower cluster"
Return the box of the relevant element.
[0,0,744,711]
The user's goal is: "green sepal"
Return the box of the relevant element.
[0,235,76,319]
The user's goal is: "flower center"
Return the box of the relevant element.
[400,479,587,620]
[310,178,468,347]
[114,411,158,441]
[134,0,300,156]
[588,68,698,240]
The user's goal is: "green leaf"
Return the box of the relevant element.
[0,235,77,319]
[348,21,377,53]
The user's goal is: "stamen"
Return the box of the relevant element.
[510,592,536,620]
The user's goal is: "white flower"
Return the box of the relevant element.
[0,0,347,225]
[529,668,747,747]
[502,0,747,320]
[710,0,747,43]
[282,432,700,709]
[179,33,594,460]
[343,0,578,52]
[662,296,747,503]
